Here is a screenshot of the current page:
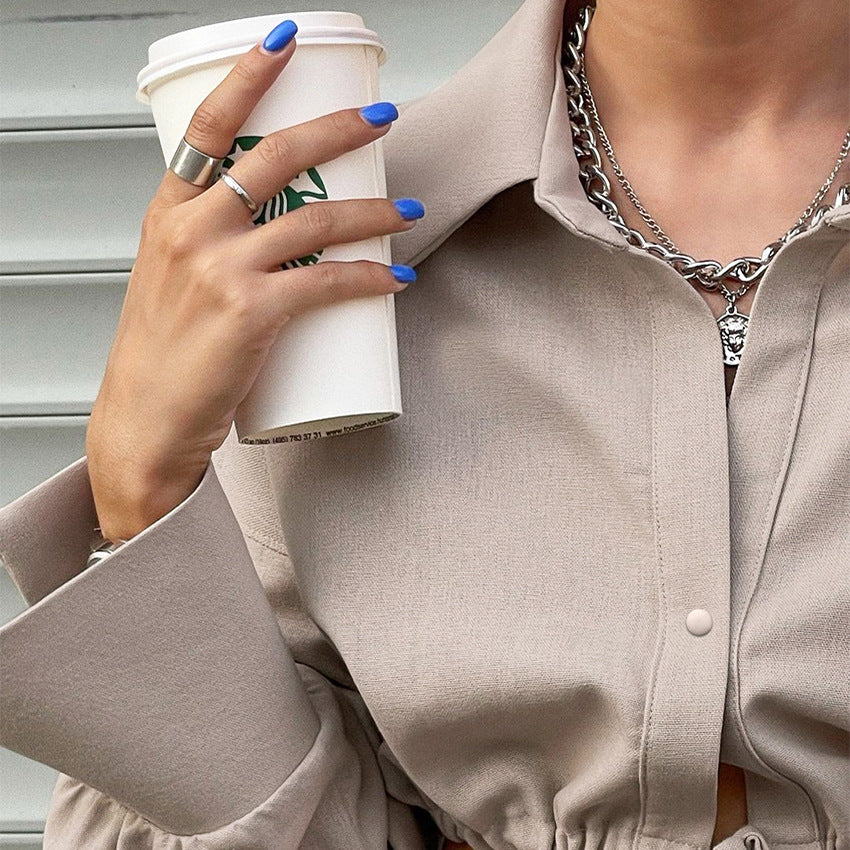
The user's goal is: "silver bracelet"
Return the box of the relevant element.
[87,528,129,569]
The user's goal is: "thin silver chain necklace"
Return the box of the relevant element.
[561,4,850,366]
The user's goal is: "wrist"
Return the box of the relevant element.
[87,449,208,544]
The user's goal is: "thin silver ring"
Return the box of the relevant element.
[168,137,223,188]
[221,172,260,214]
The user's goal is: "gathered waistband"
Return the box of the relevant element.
[442,822,808,850]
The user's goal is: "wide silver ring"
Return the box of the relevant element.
[168,137,223,188]
[221,172,260,214]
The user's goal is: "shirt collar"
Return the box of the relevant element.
[386,0,590,266]
[386,0,850,268]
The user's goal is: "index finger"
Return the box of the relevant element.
[154,18,299,208]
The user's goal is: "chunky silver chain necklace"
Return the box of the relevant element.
[562,4,850,366]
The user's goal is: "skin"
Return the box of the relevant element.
[577,0,850,402]
[451,0,848,847]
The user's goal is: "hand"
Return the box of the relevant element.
[85,21,424,543]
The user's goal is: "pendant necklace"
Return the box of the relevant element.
[562,5,850,367]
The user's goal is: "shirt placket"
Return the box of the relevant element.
[626,246,734,846]
[535,88,733,840]
[626,222,845,848]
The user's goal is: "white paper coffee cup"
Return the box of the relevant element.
[136,12,402,445]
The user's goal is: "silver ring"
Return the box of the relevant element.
[168,137,223,188]
[221,172,260,214]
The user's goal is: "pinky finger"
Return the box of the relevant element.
[261,260,416,321]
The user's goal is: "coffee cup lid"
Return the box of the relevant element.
[136,11,387,104]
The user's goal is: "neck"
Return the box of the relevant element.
[575,0,849,139]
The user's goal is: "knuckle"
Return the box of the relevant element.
[188,101,221,143]
[255,131,296,169]
[140,205,164,242]
[328,108,355,137]
[193,255,253,318]
[366,260,394,287]
[230,58,261,88]
[315,262,347,297]
[301,201,336,241]
[168,217,198,259]
[221,283,258,323]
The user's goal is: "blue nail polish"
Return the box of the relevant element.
[393,198,426,220]
[359,102,399,127]
[390,264,417,283]
[262,19,297,52]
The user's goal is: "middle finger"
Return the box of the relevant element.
[204,103,399,221]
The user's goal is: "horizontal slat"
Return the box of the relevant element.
[0,129,162,274]
[0,835,44,849]
[0,273,126,414]
[0,0,522,130]
[0,746,55,842]
[0,415,91,429]
[0,415,88,506]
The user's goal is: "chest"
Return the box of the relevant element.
[263,186,850,831]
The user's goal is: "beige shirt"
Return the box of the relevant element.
[1,0,849,848]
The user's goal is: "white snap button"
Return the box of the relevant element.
[686,608,713,636]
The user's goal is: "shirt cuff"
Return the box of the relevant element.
[0,454,321,834]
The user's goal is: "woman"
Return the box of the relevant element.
[0,0,847,848]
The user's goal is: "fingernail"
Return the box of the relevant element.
[393,198,426,220]
[390,264,417,283]
[261,19,298,53]
[359,102,399,127]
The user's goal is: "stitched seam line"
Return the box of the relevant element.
[632,283,670,849]
[243,526,290,558]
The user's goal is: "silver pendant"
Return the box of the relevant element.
[717,303,749,366]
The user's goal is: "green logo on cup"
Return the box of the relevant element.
[223,135,330,269]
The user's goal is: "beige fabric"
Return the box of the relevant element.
[1,0,849,847]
